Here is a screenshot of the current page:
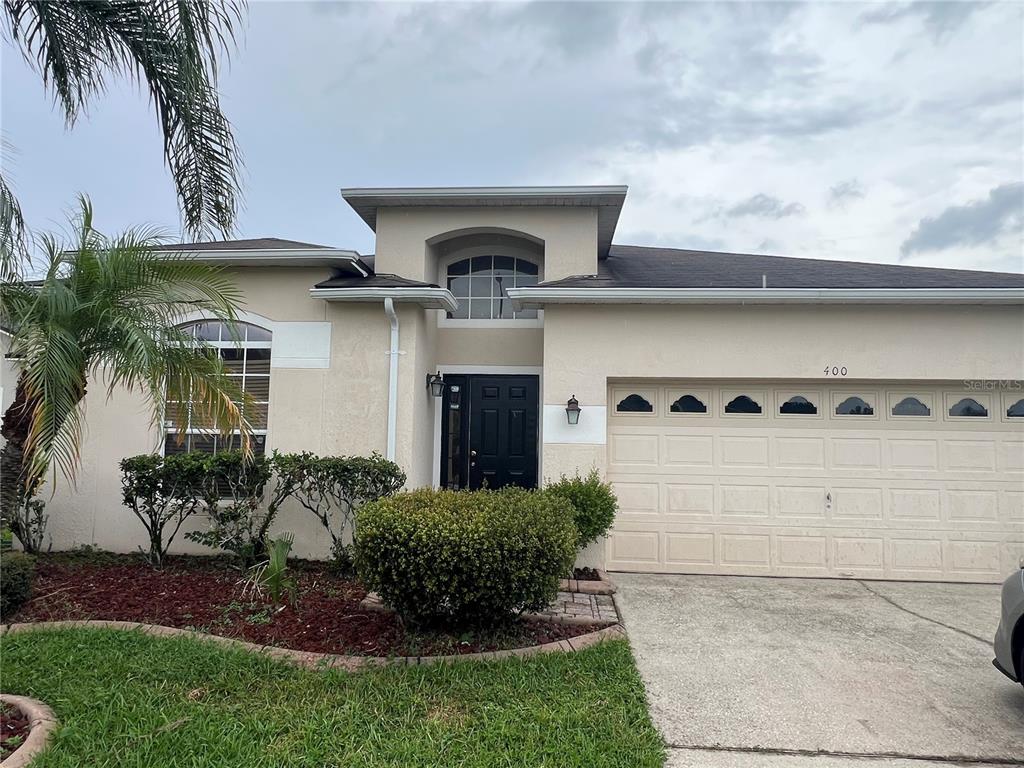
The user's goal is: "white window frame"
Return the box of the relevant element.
[162,320,272,456]
[436,246,544,328]
[886,390,936,421]
[721,389,768,419]
[943,391,993,422]
[830,390,880,420]
[775,389,824,420]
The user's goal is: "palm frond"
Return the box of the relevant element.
[3,0,246,238]
[3,196,251,490]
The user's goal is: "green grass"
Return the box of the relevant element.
[0,629,664,767]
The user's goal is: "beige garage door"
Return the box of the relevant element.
[606,381,1024,583]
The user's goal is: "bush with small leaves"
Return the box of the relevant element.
[185,451,275,568]
[355,487,577,627]
[544,471,617,551]
[0,551,35,618]
[120,453,206,566]
[271,452,404,572]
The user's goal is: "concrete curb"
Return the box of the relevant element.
[2,621,628,672]
[0,694,57,768]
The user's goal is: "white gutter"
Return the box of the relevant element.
[309,286,458,312]
[383,298,400,462]
[506,287,1024,308]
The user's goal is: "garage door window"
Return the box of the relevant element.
[891,396,931,417]
[724,394,762,414]
[779,395,818,415]
[616,393,654,413]
[835,395,874,416]
[1007,398,1024,418]
[947,397,988,418]
[670,394,708,414]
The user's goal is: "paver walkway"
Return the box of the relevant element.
[529,591,619,624]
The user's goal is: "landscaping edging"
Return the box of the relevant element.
[0,694,57,768]
[1,621,627,671]
[559,570,616,596]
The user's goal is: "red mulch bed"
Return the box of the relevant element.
[0,703,29,761]
[10,554,593,657]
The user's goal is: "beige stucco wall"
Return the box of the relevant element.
[541,303,1024,405]
[374,206,599,282]
[30,266,399,559]
[540,302,1024,568]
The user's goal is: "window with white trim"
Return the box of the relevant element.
[445,255,539,319]
[163,321,271,456]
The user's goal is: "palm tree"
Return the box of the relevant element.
[1,0,245,273]
[0,196,251,519]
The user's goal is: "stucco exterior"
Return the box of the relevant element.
[6,187,1023,575]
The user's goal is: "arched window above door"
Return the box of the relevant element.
[445,255,539,320]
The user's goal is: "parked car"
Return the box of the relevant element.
[993,564,1024,687]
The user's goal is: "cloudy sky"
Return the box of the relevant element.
[2,1,1022,272]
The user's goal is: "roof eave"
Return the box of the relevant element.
[159,248,368,273]
[340,185,628,257]
[309,286,458,312]
[506,287,1024,309]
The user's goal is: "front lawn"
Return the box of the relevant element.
[0,628,665,767]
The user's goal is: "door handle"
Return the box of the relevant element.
[470,450,477,457]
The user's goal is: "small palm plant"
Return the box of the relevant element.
[0,197,251,520]
[240,534,297,609]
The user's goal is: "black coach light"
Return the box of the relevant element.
[566,395,582,425]
[426,371,446,398]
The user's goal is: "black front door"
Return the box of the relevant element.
[440,374,539,491]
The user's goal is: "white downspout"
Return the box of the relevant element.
[383,298,399,462]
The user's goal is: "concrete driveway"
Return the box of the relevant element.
[614,574,1024,767]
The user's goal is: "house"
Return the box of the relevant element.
[32,186,1024,583]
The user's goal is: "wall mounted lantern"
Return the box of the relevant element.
[566,395,581,425]
[426,371,446,398]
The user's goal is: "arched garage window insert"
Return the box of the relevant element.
[1008,399,1024,418]
[891,396,930,416]
[948,398,988,418]
[670,394,707,414]
[446,256,538,320]
[724,395,762,414]
[616,394,654,413]
[835,396,874,416]
[780,396,817,415]
[164,321,271,456]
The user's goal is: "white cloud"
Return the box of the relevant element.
[2,1,1021,272]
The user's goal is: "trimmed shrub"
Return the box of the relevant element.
[0,551,35,618]
[271,452,405,572]
[185,451,275,568]
[544,470,617,550]
[120,453,206,566]
[354,487,577,626]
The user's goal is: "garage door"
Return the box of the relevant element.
[606,381,1024,583]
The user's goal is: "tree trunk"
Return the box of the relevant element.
[0,375,35,522]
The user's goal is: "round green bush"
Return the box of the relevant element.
[0,551,35,618]
[544,471,618,550]
[354,487,578,626]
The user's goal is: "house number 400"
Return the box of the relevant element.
[824,365,848,376]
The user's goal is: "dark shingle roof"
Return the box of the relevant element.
[314,274,440,290]
[535,245,1024,289]
[162,237,332,251]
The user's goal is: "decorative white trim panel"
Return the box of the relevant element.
[543,404,607,445]
[270,322,331,369]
